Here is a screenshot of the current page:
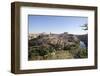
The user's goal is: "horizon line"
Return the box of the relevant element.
[29,32,87,35]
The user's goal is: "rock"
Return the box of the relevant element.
[29,32,80,49]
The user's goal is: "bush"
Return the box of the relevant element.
[79,48,88,58]
[29,47,39,56]
[74,48,88,58]
[48,47,55,53]
[63,45,71,50]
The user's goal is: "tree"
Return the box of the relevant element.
[37,45,49,56]
[81,24,88,31]
[48,47,55,53]
[75,48,88,58]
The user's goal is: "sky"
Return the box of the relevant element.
[28,15,88,35]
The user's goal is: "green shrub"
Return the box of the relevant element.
[48,47,55,53]
[79,48,88,58]
[73,48,88,58]
[63,45,71,50]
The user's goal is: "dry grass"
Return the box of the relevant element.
[29,50,73,60]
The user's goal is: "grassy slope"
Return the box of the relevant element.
[29,50,73,60]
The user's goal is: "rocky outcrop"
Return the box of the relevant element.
[28,32,88,60]
[29,32,80,49]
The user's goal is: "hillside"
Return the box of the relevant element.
[28,32,88,60]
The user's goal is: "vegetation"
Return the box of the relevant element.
[28,32,88,60]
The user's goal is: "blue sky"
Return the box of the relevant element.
[28,15,88,35]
